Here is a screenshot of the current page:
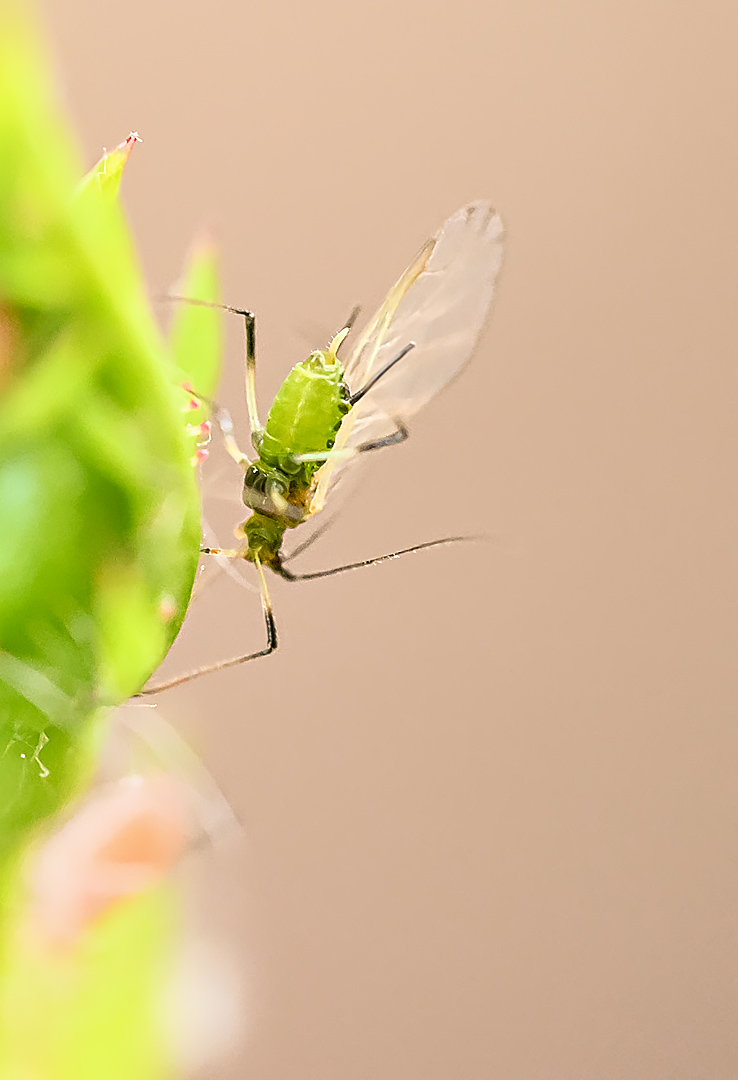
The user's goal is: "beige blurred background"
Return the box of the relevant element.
[43,0,737,1076]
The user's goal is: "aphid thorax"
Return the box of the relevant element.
[240,330,351,568]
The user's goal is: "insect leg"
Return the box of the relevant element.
[136,557,277,694]
[352,418,409,454]
[184,391,251,468]
[181,378,250,468]
[164,295,262,451]
[213,404,252,469]
[200,545,244,557]
[293,417,409,465]
[275,536,477,582]
[348,342,416,405]
[282,510,344,563]
[237,307,263,445]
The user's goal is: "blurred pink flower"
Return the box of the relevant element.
[29,773,189,948]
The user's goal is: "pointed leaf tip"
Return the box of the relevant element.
[78,130,143,200]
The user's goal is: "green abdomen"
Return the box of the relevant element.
[259,352,350,476]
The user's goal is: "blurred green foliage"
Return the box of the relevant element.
[168,237,222,401]
[0,8,221,870]
[0,888,178,1080]
[0,7,224,1077]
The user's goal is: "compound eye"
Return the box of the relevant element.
[243,464,261,489]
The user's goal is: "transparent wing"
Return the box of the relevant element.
[310,201,504,514]
[345,199,504,421]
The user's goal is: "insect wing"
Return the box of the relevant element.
[310,201,504,514]
[344,200,504,424]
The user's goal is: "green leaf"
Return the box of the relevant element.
[0,7,218,868]
[169,236,222,402]
[0,11,226,1079]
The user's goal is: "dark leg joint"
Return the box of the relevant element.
[357,418,409,454]
[264,606,278,652]
[273,563,297,581]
